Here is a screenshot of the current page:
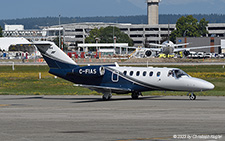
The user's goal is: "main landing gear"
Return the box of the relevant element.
[188,92,196,100]
[102,93,112,100]
[131,91,142,99]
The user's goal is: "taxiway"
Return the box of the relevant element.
[0,95,224,141]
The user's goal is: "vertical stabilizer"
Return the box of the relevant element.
[34,41,78,69]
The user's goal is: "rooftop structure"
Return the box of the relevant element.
[146,0,160,25]
[0,37,31,51]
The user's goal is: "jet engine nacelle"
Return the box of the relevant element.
[72,66,105,77]
[183,50,190,56]
[145,50,152,57]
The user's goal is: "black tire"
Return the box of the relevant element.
[102,95,107,100]
[131,92,139,99]
[189,94,196,100]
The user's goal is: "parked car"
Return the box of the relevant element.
[218,54,224,58]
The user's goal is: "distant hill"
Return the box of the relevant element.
[1,14,225,29]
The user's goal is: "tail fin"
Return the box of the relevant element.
[34,41,78,69]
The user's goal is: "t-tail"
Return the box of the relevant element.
[34,41,78,78]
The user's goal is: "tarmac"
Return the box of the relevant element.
[0,95,224,141]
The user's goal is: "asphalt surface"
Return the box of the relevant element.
[0,95,224,141]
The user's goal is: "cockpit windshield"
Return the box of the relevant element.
[168,69,189,78]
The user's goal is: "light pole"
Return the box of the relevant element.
[59,15,61,50]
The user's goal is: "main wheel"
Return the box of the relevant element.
[131,92,139,99]
[102,94,112,100]
[189,93,196,100]
[102,95,107,100]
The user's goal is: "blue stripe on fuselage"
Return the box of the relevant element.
[60,67,151,93]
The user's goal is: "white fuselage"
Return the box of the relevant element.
[109,66,214,92]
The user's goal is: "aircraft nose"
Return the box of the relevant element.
[204,81,215,90]
[191,78,215,91]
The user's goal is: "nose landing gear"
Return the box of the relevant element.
[188,92,196,100]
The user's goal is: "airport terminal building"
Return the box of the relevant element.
[4,22,225,46]
[2,22,225,53]
[41,22,225,47]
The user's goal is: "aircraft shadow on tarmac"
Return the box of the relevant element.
[1,96,209,103]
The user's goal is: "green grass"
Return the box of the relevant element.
[0,65,224,96]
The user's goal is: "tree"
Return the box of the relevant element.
[0,26,3,37]
[85,26,134,46]
[170,15,209,43]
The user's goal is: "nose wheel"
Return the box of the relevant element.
[188,93,196,100]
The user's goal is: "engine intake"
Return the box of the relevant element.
[183,51,190,56]
[145,50,152,57]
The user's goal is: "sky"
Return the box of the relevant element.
[1,0,225,20]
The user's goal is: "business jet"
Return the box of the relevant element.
[141,40,220,57]
[34,41,214,100]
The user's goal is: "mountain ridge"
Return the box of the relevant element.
[1,14,225,29]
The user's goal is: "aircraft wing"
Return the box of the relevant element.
[174,45,221,52]
[149,43,166,47]
[147,48,162,52]
[173,43,189,47]
[74,84,131,94]
[135,47,161,52]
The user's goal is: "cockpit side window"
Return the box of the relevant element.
[172,69,189,78]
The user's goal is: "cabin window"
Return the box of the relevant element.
[168,70,172,77]
[136,71,140,76]
[123,71,127,76]
[143,71,147,76]
[130,71,134,76]
[149,71,153,77]
[157,72,161,77]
